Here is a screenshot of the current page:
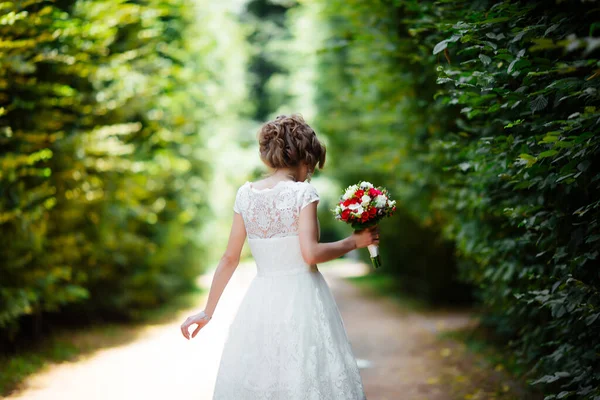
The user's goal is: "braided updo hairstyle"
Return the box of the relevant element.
[257,114,326,172]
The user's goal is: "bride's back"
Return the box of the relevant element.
[233,179,320,276]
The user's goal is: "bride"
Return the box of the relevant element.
[180,114,379,399]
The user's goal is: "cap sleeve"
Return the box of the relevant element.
[300,183,320,210]
[233,183,246,214]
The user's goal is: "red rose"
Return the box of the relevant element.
[368,188,379,197]
[355,189,364,198]
[369,207,377,215]
[342,199,352,207]
[361,213,369,222]
[341,209,351,220]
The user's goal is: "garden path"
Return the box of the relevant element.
[7,260,524,400]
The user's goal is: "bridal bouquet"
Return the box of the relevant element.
[332,181,396,268]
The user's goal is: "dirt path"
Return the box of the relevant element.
[6,260,523,400]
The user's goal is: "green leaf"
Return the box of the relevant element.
[539,132,560,144]
[545,24,560,36]
[530,95,548,112]
[585,313,599,326]
[556,173,576,183]
[479,54,492,65]
[530,38,559,51]
[433,40,448,55]
[577,160,590,171]
[504,119,524,129]
[539,150,558,159]
[518,153,537,164]
[512,30,526,43]
[585,234,600,243]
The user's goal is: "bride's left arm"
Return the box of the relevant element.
[180,212,246,340]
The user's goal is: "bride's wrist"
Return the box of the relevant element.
[346,236,357,251]
[199,310,212,320]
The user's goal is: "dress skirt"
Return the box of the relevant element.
[212,266,366,400]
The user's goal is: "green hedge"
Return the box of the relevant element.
[0,0,213,342]
[313,0,471,303]
[314,0,599,397]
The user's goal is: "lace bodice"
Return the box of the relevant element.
[233,180,319,240]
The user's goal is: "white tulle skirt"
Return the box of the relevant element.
[212,266,366,400]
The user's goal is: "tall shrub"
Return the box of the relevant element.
[0,0,214,341]
[313,0,600,396]
[430,2,600,397]
[314,0,469,303]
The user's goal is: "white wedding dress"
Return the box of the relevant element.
[212,180,366,400]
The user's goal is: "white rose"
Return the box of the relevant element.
[355,206,364,215]
[359,181,374,189]
[348,203,360,211]
[374,195,388,208]
[343,186,357,200]
[361,194,371,206]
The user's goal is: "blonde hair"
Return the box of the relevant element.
[257,114,326,171]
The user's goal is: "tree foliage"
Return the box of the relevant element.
[0,0,217,342]
[313,0,600,397]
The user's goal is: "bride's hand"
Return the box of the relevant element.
[351,225,379,249]
[180,310,212,340]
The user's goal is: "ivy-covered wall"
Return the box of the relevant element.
[314,0,600,397]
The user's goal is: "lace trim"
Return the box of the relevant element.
[233,181,320,239]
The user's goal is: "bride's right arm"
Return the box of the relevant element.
[202,212,246,317]
[180,212,246,340]
[298,202,378,265]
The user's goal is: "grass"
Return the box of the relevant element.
[439,324,533,381]
[0,285,205,397]
[436,325,543,399]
